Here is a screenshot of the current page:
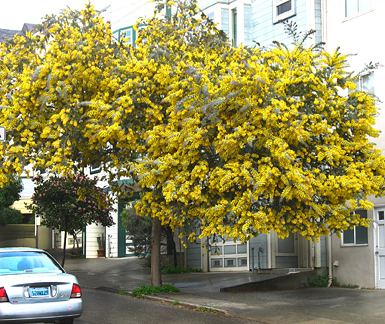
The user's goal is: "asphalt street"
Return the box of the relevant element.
[76,288,257,324]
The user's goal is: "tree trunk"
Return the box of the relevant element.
[62,231,67,267]
[151,218,162,286]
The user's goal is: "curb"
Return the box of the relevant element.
[141,294,229,315]
[95,286,228,315]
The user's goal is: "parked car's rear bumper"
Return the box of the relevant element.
[0,298,82,322]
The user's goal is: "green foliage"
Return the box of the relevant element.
[132,284,179,297]
[0,207,23,225]
[161,265,202,274]
[0,176,22,208]
[307,274,329,288]
[0,176,23,225]
[31,174,114,235]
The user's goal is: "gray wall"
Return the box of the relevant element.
[249,234,268,269]
[276,256,298,268]
[186,241,202,269]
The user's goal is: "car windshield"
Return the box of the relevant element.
[0,251,63,275]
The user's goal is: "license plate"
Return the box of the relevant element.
[30,287,49,297]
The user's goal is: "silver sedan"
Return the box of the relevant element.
[0,247,82,323]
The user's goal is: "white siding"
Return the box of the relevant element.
[106,204,119,258]
[250,0,311,46]
[85,223,105,258]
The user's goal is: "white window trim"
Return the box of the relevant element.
[341,226,368,247]
[209,240,249,270]
[273,0,296,24]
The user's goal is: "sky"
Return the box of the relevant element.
[0,0,154,32]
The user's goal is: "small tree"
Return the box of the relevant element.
[31,174,114,266]
[0,176,23,226]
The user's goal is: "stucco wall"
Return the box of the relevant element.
[331,210,375,288]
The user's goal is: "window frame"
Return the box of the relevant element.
[345,0,373,18]
[357,72,375,95]
[273,0,296,24]
[341,210,369,247]
[89,163,101,175]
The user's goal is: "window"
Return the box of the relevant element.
[224,258,236,267]
[0,251,63,275]
[237,244,247,254]
[277,234,297,255]
[210,246,222,255]
[211,259,223,268]
[342,210,368,245]
[237,257,247,267]
[345,0,372,17]
[224,245,236,254]
[89,163,101,175]
[117,27,134,45]
[273,0,296,23]
[209,236,248,269]
[220,8,230,39]
[358,73,374,95]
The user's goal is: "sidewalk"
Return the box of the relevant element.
[65,257,385,324]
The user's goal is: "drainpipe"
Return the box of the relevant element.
[314,240,321,268]
[327,234,333,287]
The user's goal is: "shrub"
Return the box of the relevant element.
[132,284,179,297]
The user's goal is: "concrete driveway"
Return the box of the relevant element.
[65,257,385,323]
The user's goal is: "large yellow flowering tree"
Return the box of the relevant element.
[0,4,131,180]
[126,2,385,243]
[1,0,385,285]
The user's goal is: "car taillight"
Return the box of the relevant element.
[0,287,8,302]
[70,284,81,298]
